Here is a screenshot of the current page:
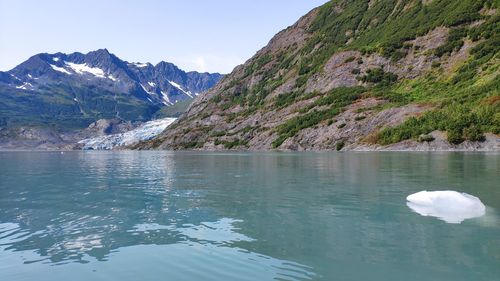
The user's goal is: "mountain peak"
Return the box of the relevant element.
[84,49,118,65]
[155,61,180,72]
[87,48,112,58]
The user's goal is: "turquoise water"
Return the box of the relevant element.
[0,151,499,280]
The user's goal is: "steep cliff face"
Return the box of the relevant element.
[137,0,499,151]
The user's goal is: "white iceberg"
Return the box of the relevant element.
[406,190,486,224]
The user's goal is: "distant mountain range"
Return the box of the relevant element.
[0,49,223,128]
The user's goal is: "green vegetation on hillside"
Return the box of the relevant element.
[154,99,192,118]
[358,68,398,85]
[164,0,499,150]
[308,0,491,67]
[372,7,500,144]
[0,84,159,129]
[374,68,499,145]
[269,0,499,146]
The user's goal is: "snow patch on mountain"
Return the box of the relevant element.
[141,84,157,96]
[78,118,177,150]
[66,62,106,78]
[16,82,33,90]
[50,62,119,81]
[160,91,174,105]
[168,80,194,98]
[51,64,72,75]
[133,62,149,68]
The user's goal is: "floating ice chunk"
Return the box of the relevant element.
[406,190,486,224]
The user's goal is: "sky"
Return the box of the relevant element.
[0,0,329,73]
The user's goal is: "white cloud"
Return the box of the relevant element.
[173,54,245,74]
[193,56,208,72]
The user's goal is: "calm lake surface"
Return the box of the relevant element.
[1,151,499,281]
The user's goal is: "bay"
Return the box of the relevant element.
[0,151,499,280]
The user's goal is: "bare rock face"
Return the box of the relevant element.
[279,100,433,151]
[306,51,361,92]
[82,119,137,137]
[135,0,499,152]
[412,27,449,51]
[0,127,66,150]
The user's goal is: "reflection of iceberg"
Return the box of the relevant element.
[406,190,486,224]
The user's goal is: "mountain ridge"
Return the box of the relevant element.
[0,49,223,129]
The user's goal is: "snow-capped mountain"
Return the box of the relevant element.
[0,49,222,128]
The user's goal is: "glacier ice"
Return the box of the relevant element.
[78,118,176,150]
[406,190,486,224]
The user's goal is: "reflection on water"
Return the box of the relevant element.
[0,220,314,281]
[0,151,499,281]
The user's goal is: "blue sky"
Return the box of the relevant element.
[0,0,328,73]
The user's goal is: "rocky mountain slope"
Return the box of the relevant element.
[0,49,222,128]
[135,0,499,151]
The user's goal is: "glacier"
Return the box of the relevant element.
[78,118,176,150]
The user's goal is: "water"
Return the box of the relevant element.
[0,151,499,281]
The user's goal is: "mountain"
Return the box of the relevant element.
[135,0,500,151]
[0,49,223,129]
